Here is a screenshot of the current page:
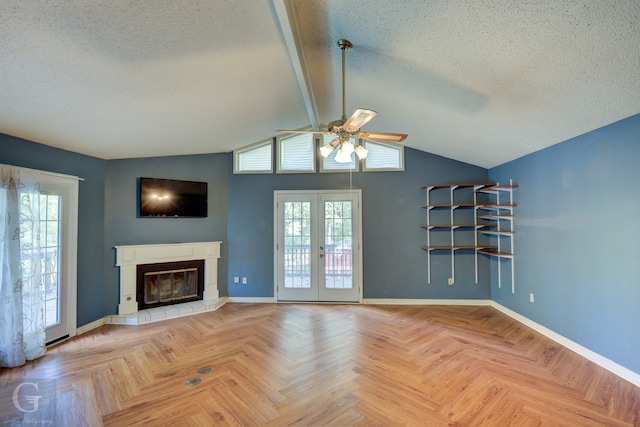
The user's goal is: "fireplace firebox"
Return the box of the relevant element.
[136,260,205,310]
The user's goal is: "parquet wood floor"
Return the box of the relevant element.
[1,303,639,426]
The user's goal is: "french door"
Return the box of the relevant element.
[40,175,78,345]
[275,190,362,302]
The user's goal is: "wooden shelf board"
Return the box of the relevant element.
[478,250,514,258]
[475,184,518,193]
[478,214,513,220]
[422,204,478,209]
[479,204,516,212]
[422,245,497,251]
[480,230,514,236]
[489,184,519,189]
[421,224,488,229]
[421,183,493,190]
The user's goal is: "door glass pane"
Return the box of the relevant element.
[324,201,353,289]
[40,194,61,327]
[284,201,311,288]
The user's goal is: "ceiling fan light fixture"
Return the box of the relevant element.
[354,144,368,159]
[341,140,354,155]
[320,143,335,158]
[277,38,407,162]
[334,148,352,163]
[320,137,341,158]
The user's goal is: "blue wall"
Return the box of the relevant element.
[3,113,639,378]
[103,154,228,314]
[489,114,640,374]
[0,134,106,326]
[227,147,490,299]
[1,134,489,322]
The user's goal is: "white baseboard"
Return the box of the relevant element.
[363,298,492,306]
[226,296,275,303]
[76,317,106,335]
[491,301,640,388]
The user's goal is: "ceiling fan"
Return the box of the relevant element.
[277,39,408,163]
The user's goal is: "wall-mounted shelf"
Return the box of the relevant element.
[421,181,517,289]
[477,250,513,258]
[480,230,514,237]
[478,214,513,220]
[421,183,493,284]
[421,203,478,209]
[422,245,497,250]
[420,224,487,230]
[475,181,518,293]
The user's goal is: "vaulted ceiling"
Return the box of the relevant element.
[1,1,639,168]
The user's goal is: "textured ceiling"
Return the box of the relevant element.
[1,1,639,167]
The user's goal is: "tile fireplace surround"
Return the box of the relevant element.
[111,241,223,325]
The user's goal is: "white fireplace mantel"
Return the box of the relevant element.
[115,241,221,315]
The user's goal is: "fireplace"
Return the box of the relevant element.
[115,241,221,316]
[137,260,205,310]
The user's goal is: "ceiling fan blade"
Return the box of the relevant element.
[343,109,377,131]
[358,131,408,143]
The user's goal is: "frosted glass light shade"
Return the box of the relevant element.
[320,138,340,158]
[320,143,335,158]
[354,145,368,159]
[341,141,354,155]
[334,148,352,163]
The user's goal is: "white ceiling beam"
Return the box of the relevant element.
[272,0,319,130]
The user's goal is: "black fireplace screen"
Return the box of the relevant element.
[137,260,205,310]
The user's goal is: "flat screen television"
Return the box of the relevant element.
[139,177,208,218]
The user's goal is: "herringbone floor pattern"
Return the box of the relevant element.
[1,303,639,426]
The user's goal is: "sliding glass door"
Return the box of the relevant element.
[40,176,78,345]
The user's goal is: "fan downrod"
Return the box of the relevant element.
[275,38,408,145]
[337,39,352,50]
[337,39,352,123]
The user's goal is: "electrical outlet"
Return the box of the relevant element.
[529,293,535,303]
[233,276,239,283]
[242,277,248,285]
[448,278,454,285]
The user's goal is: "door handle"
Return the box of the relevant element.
[319,246,324,258]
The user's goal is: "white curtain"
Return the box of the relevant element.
[0,164,46,367]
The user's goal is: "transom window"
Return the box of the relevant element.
[362,140,404,171]
[233,134,404,174]
[233,139,273,174]
[277,134,316,173]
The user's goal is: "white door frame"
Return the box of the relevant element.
[274,189,363,303]
[39,171,78,344]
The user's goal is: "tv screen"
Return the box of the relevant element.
[139,177,208,218]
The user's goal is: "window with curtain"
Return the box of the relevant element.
[0,164,46,367]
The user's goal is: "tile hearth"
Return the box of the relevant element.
[105,298,226,326]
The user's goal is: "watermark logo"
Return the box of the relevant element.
[0,379,56,426]
[12,382,41,413]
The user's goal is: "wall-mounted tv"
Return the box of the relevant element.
[139,177,208,218]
